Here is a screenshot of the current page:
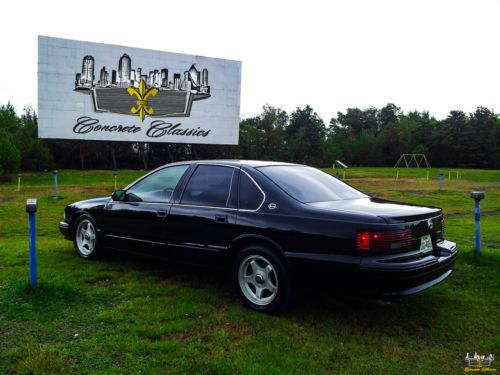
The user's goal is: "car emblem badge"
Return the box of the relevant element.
[268,203,277,210]
[428,219,434,229]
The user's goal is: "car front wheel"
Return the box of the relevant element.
[73,215,102,259]
[234,245,293,313]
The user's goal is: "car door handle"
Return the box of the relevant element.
[157,209,167,218]
[214,214,228,224]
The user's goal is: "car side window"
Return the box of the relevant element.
[239,172,264,210]
[181,165,235,207]
[127,165,190,203]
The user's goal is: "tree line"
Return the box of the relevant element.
[1,102,499,176]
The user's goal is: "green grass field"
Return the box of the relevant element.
[0,168,498,374]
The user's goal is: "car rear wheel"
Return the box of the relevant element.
[73,215,102,259]
[234,245,293,313]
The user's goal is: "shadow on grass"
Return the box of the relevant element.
[97,249,456,332]
[35,246,491,348]
[102,249,230,288]
[2,280,87,322]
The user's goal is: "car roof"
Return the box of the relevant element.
[167,160,299,168]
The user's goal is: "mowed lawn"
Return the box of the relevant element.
[0,168,499,374]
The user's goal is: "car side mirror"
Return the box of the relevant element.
[112,189,126,201]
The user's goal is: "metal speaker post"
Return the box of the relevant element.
[26,198,38,287]
[52,170,59,199]
[470,191,485,254]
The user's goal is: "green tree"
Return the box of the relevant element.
[0,129,20,176]
[237,105,288,161]
[379,103,402,128]
[467,107,497,167]
[494,116,500,167]
[437,110,468,167]
[238,117,262,159]
[0,104,21,176]
[17,107,54,170]
[335,107,380,137]
[258,105,288,160]
[286,105,327,165]
[0,103,22,133]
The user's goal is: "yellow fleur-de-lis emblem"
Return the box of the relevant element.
[127,79,159,122]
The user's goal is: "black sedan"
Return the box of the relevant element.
[59,160,457,312]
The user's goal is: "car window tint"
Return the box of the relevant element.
[257,165,366,203]
[127,165,189,202]
[181,165,235,207]
[239,172,264,210]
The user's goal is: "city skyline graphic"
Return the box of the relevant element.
[74,53,211,121]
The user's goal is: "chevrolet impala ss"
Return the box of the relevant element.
[59,161,457,312]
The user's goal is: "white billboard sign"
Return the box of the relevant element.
[38,36,241,144]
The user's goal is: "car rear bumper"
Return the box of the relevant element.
[59,221,71,240]
[285,240,458,297]
[357,239,458,297]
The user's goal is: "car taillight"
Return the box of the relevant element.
[356,230,412,253]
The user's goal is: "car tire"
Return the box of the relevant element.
[234,244,293,313]
[72,215,103,259]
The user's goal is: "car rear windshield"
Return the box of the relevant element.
[257,165,366,203]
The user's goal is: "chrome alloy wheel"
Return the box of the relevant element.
[238,254,279,306]
[75,219,96,256]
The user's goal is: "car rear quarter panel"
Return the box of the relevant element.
[239,166,390,258]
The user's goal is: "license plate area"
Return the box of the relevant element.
[420,235,433,253]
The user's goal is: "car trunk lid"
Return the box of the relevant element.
[307,197,441,223]
[308,198,445,254]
